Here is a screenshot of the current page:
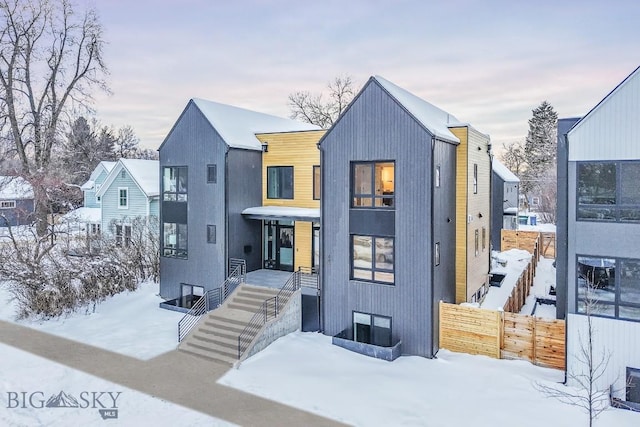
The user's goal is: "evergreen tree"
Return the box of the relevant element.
[522,101,558,198]
[61,117,116,185]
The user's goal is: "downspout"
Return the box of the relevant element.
[430,135,436,358]
[224,146,230,277]
[317,141,325,333]
[487,140,493,275]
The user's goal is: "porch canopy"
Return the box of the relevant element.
[241,206,320,222]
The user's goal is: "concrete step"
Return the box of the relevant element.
[202,320,246,334]
[227,302,273,313]
[183,340,238,360]
[192,333,252,350]
[232,296,270,307]
[235,291,278,301]
[178,346,235,366]
[241,285,280,296]
[195,327,238,341]
[207,314,249,327]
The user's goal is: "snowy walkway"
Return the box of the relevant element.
[0,320,342,427]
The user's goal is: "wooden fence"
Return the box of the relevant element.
[540,232,556,258]
[501,229,541,263]
[503,261,534,313]
[439,301,566,370]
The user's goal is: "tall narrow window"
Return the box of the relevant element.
[267,166,294,199]
[115,224,131,247]
[482,227,486,251]
[118,188,128,209]
[474,229,479,257]
[163,166,188,201]
[435,242,441,266]
[313,165,320,200]
[163,222,188,258]
[207,164,217,183]
[473,163,478,194]
[207,225,216,244]
[352,161,395,208]
[435,165,441,188]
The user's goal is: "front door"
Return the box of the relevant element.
[263,220,294,272]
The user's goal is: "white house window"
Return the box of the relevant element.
[0,200,16,209]
[118,188,128,209]
[115,224,132,247]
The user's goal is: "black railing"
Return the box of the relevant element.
[177,259,246,342]
[237,269,302,359]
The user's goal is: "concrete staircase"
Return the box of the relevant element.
[178,284,279,365]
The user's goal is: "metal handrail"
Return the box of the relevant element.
[177,259,246,342]
[237,270,302,359]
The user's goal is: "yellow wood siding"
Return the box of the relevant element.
[451,126,492,303]
[294,221,312,270]
[256,130,325,208]
[256,130,325,270]
[451,127,469,303]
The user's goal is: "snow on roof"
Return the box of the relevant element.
[60,207,101,223]
[81,161,118,190]
[492,159,520,182]
[373,76,461,144]
[0,176,34,199]
[119,159,159,197]
[504,207,518,214]
[242,206,320,221]
[96,159,159,198]
[80,180,95,191]
[192,98,321,151]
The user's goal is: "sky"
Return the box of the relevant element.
[84,0,640,152]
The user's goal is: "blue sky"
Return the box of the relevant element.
[87,0,640,150]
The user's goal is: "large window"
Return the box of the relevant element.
[351,235,394,284]
[313,165,320,200]
[353,312,392,347]
[352,161,395,208]
[163,222,188,258]
[577,161,640,222]
[163,166,188,202]
[267,166,294,199]
[577,256,640,321]
[115,224,131,247]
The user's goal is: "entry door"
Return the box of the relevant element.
[263,221,294,272]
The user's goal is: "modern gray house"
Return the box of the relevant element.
[319,76,459,358]
[557,65,640,405]
[491,159,519,251]
[158,98,318,307]
[0,176,34,227]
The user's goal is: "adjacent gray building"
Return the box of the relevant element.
[158,98,318,307]
[491,159,519,251]
[557,65,640,403]
[0,176,34,227]
[319,76,459,357]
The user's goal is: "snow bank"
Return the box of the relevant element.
[482,249,532,310]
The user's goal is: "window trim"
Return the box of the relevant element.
[313,165,320,200]
[351,161,395,209]
[163,166,188,202]
[267,165,294,200]
[352,311,393,347]
[207,164,217,184]
[576,160,640,223]
[575,254,640,322]
[118,187,129,209]
[0,200,16,209]
[350,234,395,285]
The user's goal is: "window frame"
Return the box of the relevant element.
[575,254,640,322]
[351,161,395,209]
[352,311,393,347]
[118,187,128,209]
[313,165,320,200]
[163,166,188,202]
[350,234,395,285]
[435,165,441,188]
[115,224,131,247]
[207,164,217,184]
[473,163,478,194]
[207,224,216,244]
[267,166,294,200]
[435,242,441,266]
[482,227,486,251]
[474,229,479,257]
[576,160,640,223]
[162,222,188,259]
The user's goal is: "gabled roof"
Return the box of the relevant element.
[568,65,640,136]
[81,161,117,191]
[188,98,320,151]
[492,159,520,182]
[0,176,34,199]
[96,159,159,198]
[373,76,461,143]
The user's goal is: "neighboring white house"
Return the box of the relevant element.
[557,65,640,407]
[95,159,159,244]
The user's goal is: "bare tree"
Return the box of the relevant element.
[288,75,356,128]
[500,141,526,176]
[0,0,108,236]
[536,288,611,426]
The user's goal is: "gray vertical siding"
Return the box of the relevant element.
[491,173,505,251]
[227,148,263,272]
[321,79,457,357]
[159,102,228,300]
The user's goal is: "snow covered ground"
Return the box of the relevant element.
[521,256,558,318]
[0,281,182,360]
[482,248,532,310]
[0,343,233,427]
[221,332,640,427]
